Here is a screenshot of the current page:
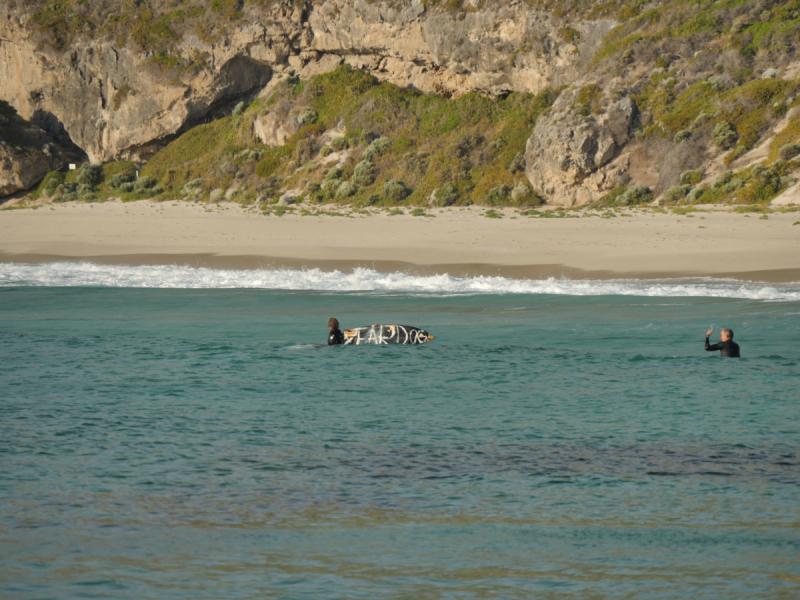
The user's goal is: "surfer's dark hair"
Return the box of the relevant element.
[328,318,339,329]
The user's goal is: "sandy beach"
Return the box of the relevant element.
[1,200,799,281]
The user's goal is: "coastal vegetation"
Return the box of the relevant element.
[36,66,554,207]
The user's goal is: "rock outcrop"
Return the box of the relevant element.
[525,86,638,206]
[0,0,615,165]
[0,110,67,196]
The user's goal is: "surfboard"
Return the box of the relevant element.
[343,325,435,345]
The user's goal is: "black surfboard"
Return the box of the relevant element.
[343,325,434,345]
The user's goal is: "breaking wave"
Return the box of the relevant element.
[2,262,799,301]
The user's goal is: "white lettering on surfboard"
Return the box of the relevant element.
[343,325,433,345]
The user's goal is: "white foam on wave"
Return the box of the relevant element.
[1,262,799,301]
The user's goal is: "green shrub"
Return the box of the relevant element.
[324,167,344,180]
[723,178,745,194]
[511,182,542,205]
[713,122,738,150]
[232,101,247,117]
[707,76,726,92]
[679,169,704,185]
[429,182,459,207]
[53,181,78,201]
[321,177,343,196]
[560,26,580,43]
[673,129,692,143]
[335,181,357,199]
[778,143,800,160]
[485,184,512,206]
[573,84,602,116]
[510,182,528,202]
[687,186,707,202]
[383,179,411,203]
[134,176,158,192]
[618,185,654,206]
[109,173,135,189]
[485,209,502,219]
[508,152,525,174]
[182,178,204,197]
[319,145,332,157]
[725,145,748,165]
[299,108,318,125]
[39,171,66,196]
[594,185,627,206]
[329,136,347,151]
[734,205,767,213]
[663,184,692,203]
[76,163,103,187]
[352,160,376,185]
[713,171,734,189]
[362,137,393,160]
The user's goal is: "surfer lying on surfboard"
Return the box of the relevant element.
[328,319,435,346]
[328,318,345,345]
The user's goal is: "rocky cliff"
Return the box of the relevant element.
[1,0,799,207]
[0,101,67,196]
[0,0,612,167]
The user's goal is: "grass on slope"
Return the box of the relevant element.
[141,65,557,207]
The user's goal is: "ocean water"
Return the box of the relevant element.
[1,263,799,599]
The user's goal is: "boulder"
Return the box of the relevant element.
[525,89,637,206]
[0,110,67,197]
[253,111,298,147]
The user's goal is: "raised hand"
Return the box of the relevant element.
[706,328,714,337]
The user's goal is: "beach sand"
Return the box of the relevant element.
[1,200,799,281]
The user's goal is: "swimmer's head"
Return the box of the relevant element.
[328,317,339,331]
[721,328,733,341]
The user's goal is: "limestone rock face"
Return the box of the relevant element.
[525,89,638,206]
[0,113,67,196]
[0,0,615,166]
[253,112,297,147]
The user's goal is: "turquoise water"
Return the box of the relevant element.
[2,265,800,599]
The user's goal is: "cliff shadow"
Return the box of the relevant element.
[31,110,88,163]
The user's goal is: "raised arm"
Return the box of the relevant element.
[705,329,721,351]
[705,337,722,351]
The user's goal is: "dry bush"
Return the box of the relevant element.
[655,138,706,195]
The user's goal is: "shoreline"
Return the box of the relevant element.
[5,252,800,284]
[2,200,800,283]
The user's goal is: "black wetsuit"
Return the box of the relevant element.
[328,328,345,346]
[705,336,740,357]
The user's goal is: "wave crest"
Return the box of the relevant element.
[1,262,799,301]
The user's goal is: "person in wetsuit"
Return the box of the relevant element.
[705,328,740,357]
[328,317,345,345]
